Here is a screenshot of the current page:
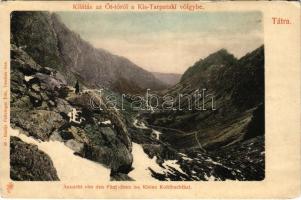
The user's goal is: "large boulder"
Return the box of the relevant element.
[11,44,43,75]
[65,139,84,153]
[34,73,65,91]
[10,109,65,141]
[80,124,133,174]
[55,98,73,115]
[82,144,133,174]
[10,136,59,181]
[67,91,132,151]
[110,173,134,181]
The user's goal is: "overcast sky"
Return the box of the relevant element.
[57,11,263,74]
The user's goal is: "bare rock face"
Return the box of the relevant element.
[66,91,133,174]
[10,45,43,75]
[65,139,84,153]
[11,110,64,141]
[67,91,132,150]
[11,12,63,71]
[10,38,134,180]
[10,136,59,181]
[11,11,167,94]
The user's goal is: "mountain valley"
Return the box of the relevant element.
[10,11,265,181]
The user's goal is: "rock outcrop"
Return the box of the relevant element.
[10,136,59,181]
[10,43,133,180]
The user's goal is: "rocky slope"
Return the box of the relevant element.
[10,137,59,181]
[128,117,264,181]
[10,10,264,181]
[9,43,265,181]
[134,46,265,180]
[11,11,166,94]
[10,44,133,180]
[149,136,264,181]
[10,42,265,181]
[144,46,264,149]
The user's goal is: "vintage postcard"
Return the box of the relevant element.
[0,1,300,199]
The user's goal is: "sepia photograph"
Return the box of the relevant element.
[9,10,265,182]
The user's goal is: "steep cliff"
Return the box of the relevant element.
[11,11,166,93]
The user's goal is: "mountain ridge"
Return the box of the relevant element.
[144,45,264,149]
[10,10,265,181]
[180,49,237,82]
[11,11,167,94]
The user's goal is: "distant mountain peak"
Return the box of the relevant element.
[202,48,236,64]
[181,49,237,82]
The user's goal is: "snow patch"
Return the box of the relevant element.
[204,174,216,181]
[179,153,193,161]
[129,143,188,180]
[11,129,110,181]
[129,143,162,181]
[162,160,187,175]
[205,157,223,166]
